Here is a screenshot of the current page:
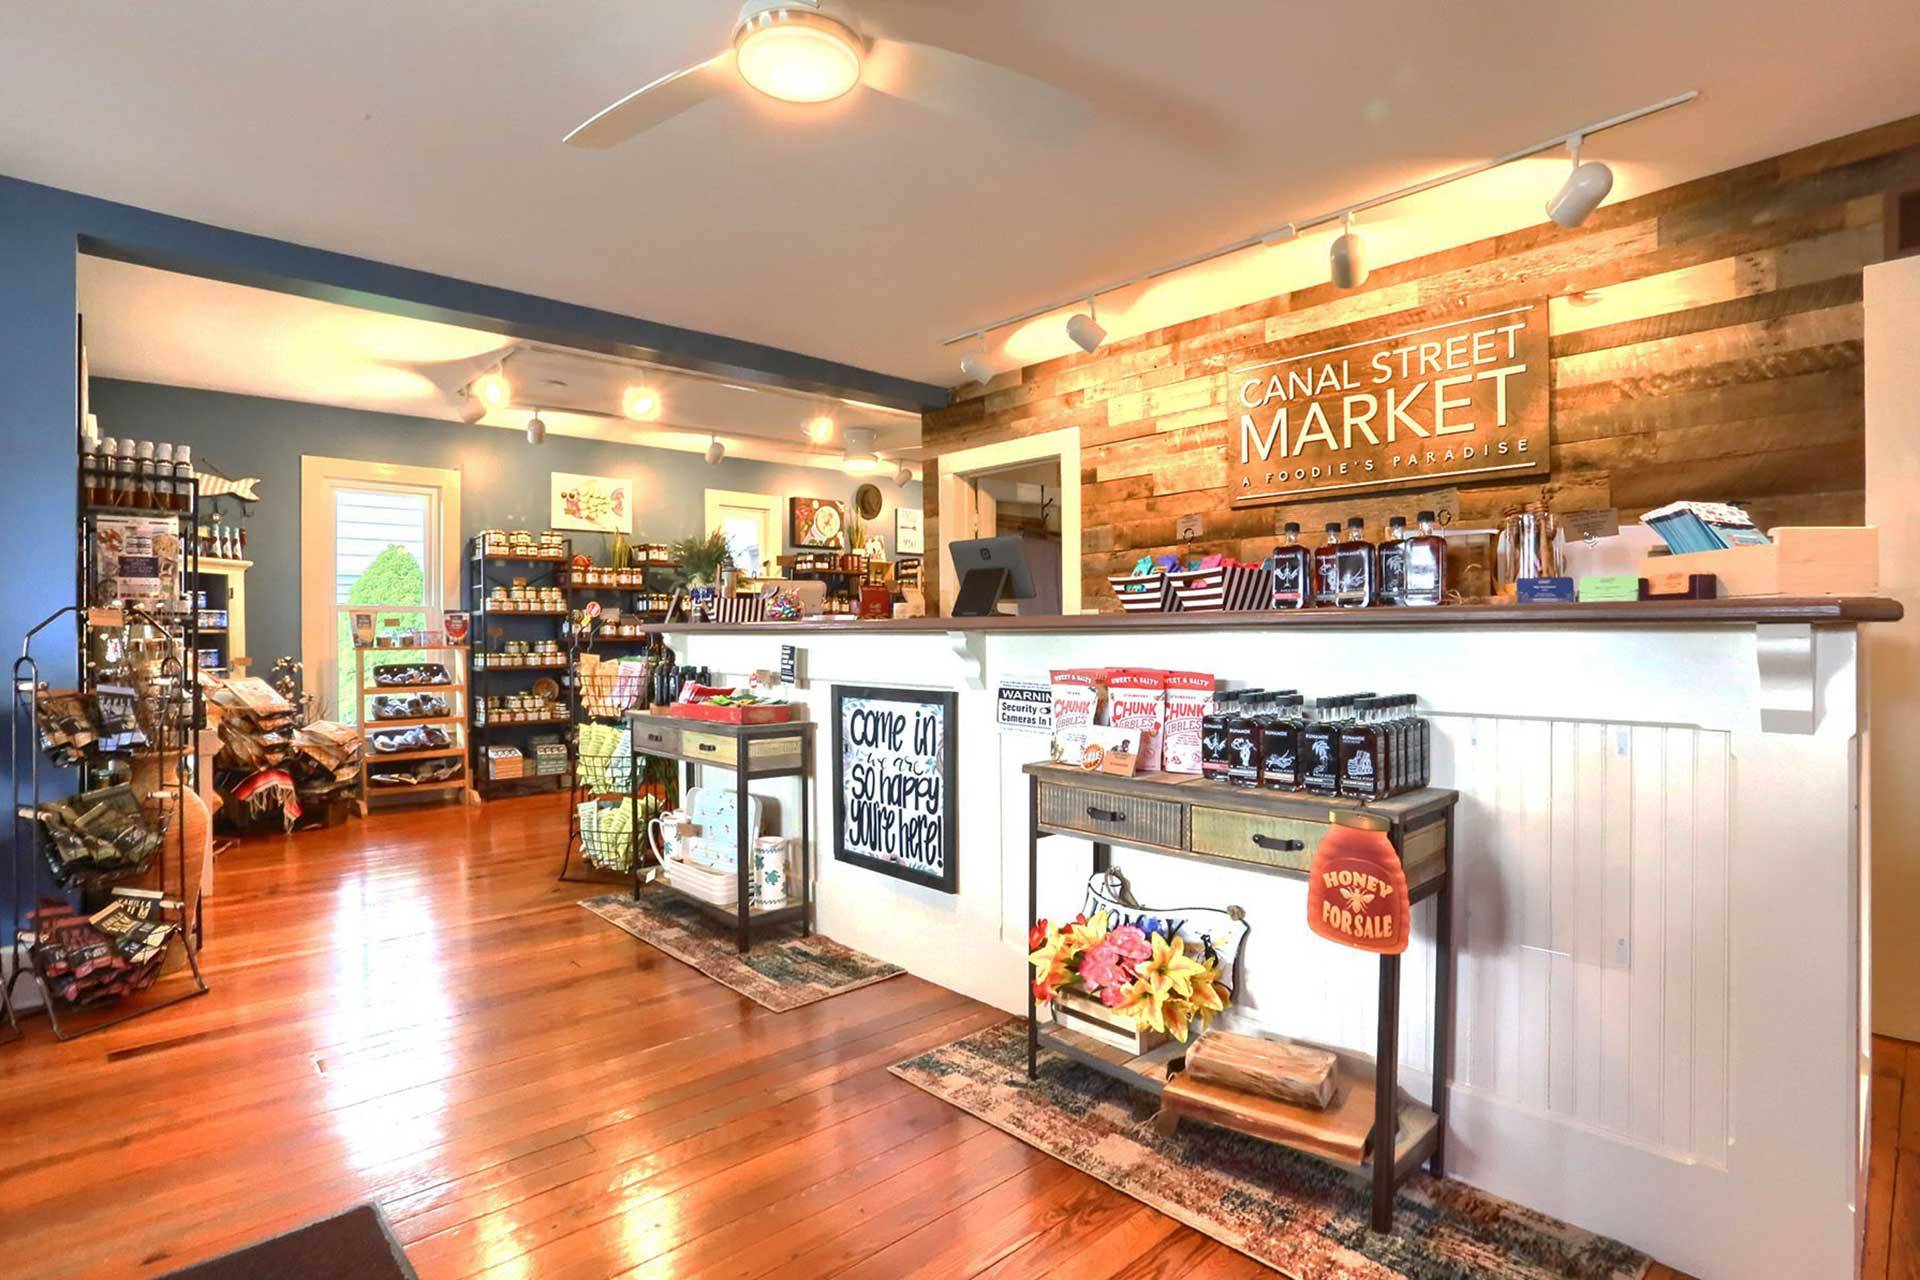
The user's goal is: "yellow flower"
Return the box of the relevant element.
[1115,980,1165,1034]
[1063,909,1112,954]
[1136,933,1207,1000]
[1162,998,1195,1042]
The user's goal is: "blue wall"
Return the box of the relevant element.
[89,378,922,675]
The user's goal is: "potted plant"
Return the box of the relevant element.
[669,528,734,620]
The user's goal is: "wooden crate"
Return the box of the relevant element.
[1642,525,1878,596]
[1051,988,1169,1055]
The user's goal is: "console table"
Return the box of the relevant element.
[627,710,815,952]
[1023,762,1457,1233]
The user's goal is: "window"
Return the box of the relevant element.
[704,490,782,577]
[300,458,461,724]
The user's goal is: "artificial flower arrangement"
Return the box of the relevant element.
[1028,909,1231,1043]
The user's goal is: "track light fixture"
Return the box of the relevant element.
[1546,133,1615,228]
[1329,211,1369,290]
[472,366,512,411]
[958,332,993,385]
[1065,298,1106,353]
[704,435,726,465]
[456,392,487,425]
[525,411,547,445]
[895,463,914,486]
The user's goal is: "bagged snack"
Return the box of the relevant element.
[1107,669,1170,773]
[1161,671,1216,774]
[1049,669,1107,765]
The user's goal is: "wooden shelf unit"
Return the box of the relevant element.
[356,641,476,813]
[1022,762,1456,1233]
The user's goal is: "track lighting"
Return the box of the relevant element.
[959,332,993,385]
[471,367,512,411]
[704,435,725,465]
[842,427,879,474]
[1546,133,1615,228]
[1329,212,1369,290]
[804,414,835,444]
[1260,222,1299,246]
[456,392,487,425]
[526,411,547,445]
[1065,299,1105,353]
[894,463,914,486]
[622,385,661,419]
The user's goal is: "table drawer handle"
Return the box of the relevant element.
[697,742,719,753]
[1086,806,1127,824]
[643,732,666,744]
[1252,834,1304,852]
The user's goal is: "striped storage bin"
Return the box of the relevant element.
[707,592,770,624]
[1107,571,1179,613]
[1170,564,1271,612]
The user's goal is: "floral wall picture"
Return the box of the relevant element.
[551,472,633,534]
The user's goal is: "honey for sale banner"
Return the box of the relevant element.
[1305,820,1410,955]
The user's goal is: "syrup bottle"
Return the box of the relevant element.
[1226,690,1264,788]
[1334,517,1377,608]
[1260,694,1305,790]
[1339,696,1385,800]
[1378,516,1409,606]
[1312,523,1341,607]
[1201,691,1239,783]
[1402,510,1448,607]
[1301,698,1343,796]
[1270,523,1312,609]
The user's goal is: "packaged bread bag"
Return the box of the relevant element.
[1049,669,1107,765]
[1106,669,1170,772]
[1161,671,1216,774]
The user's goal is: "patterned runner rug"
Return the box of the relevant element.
[892,1020,1650,1280]
[581,888,903,1012]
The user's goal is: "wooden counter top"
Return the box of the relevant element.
[659,596,1902,636]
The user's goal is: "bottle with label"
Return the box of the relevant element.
[1269,523,1312,609]
[1226,690,1264,788]
[135,441,161,509]
[83,436,109,508]
[1339,697,1385,800]
[1200,690,1239,782]
[1378,516,1409,606]
[113,438,138,509]
[154,443,177,511]
[1333,517,1377,607]
[1312,523,1341,607]
[1259,693,1305,790]
[1402,510,1448,607]
[1301,697,1344,795]
[173,444,195,513]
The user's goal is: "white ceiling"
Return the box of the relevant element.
[9,2,1920,387]
[77,255,920,471]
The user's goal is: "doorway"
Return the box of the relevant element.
[935,427,1081,616]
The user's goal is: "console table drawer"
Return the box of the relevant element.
[1037,782,1185,849]
[632,722,681,757]
[1190,806,1327,872]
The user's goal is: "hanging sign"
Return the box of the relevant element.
[995,678,1052,735]
[1305,818,1410,954]
[1227,302,1549,506]
[833,685,958,894]
[1080,870,1250,980]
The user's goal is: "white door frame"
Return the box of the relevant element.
[300,456,462,719]
[936,427,1081,615]
[703,488,783,575]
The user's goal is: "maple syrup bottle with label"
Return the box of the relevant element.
[1333,517,1377,608]
[1378,516,1409,606]
[1402,510,1448,607]
[1301,698,1343,796]
[1259,693,1305,790]
[1269,523,1312,609]
[1339,697,1384,800]
[1312,523,1341,607]
[1226,691,1265,788]
[1201,691,1239,782]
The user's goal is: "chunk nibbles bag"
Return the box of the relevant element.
[1048,668,1106,766]
[1160,671,1215,774]
[1106,669,1169,773]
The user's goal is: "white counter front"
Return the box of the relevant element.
[666,604,1886,1280]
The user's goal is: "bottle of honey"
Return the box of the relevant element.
[1312,523,1341,607]
[1269,523,1312,609]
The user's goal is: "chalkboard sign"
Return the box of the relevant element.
[832,685,958,894]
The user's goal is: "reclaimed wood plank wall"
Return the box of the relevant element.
[921,115,1920,612]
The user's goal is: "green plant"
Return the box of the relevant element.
[668,528,734,587]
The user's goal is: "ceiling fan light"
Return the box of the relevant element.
[734,9,863,104]
[842,425,878,472]
[622,385,661,419]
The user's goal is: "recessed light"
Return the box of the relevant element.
[622,385,661,420]
[805,414,835,444]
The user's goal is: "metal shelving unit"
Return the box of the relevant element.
[467,537,573,799]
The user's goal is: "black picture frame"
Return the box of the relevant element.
[832,684,959,895]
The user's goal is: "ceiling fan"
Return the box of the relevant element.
[564,0,1087,149]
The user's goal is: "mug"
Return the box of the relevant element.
[647,810,691,864]
[751,837,790,910]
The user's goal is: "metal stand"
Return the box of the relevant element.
[8,606,210,1042]
[468,535,573,801]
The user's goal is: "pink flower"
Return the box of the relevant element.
[1106,925,1152,962]
[1098,984,1131,1008]
[1077,939,1137,994]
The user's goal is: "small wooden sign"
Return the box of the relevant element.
[1227,302,1549,506]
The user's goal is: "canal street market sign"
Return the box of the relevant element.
[1227,302,1549,505]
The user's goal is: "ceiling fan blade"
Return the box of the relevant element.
[864,38,1089,147]
[564,52,732,148]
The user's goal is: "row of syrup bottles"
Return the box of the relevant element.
[1268,512,1447,608]
[1201,690,1430,801]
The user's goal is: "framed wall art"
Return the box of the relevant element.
[551,472,633,534]
[895,507,924,554]
[790,496,847,549]
[833,684,958,894]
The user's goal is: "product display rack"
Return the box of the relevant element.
[356,640,476,813]
[1021,763,1456,1234]
[8,605,210,1042]
[626,710,814,953]
[79,484,202,729]
[558,619,637,886]
[467,536,573,799]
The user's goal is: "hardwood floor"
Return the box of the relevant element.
[0,792,1844,1278]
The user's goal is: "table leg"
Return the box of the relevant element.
[1027,773,1039,1081]
[1092,841,1110,875]
[736,738,751,954]
[1373,952,1401,1234]
[800,735,813,937]
[1430,866,1454,1177]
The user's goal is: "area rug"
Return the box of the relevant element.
[891,1021,1649,1280]
[159,1203,415,1279]
[581,888,904,1012]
